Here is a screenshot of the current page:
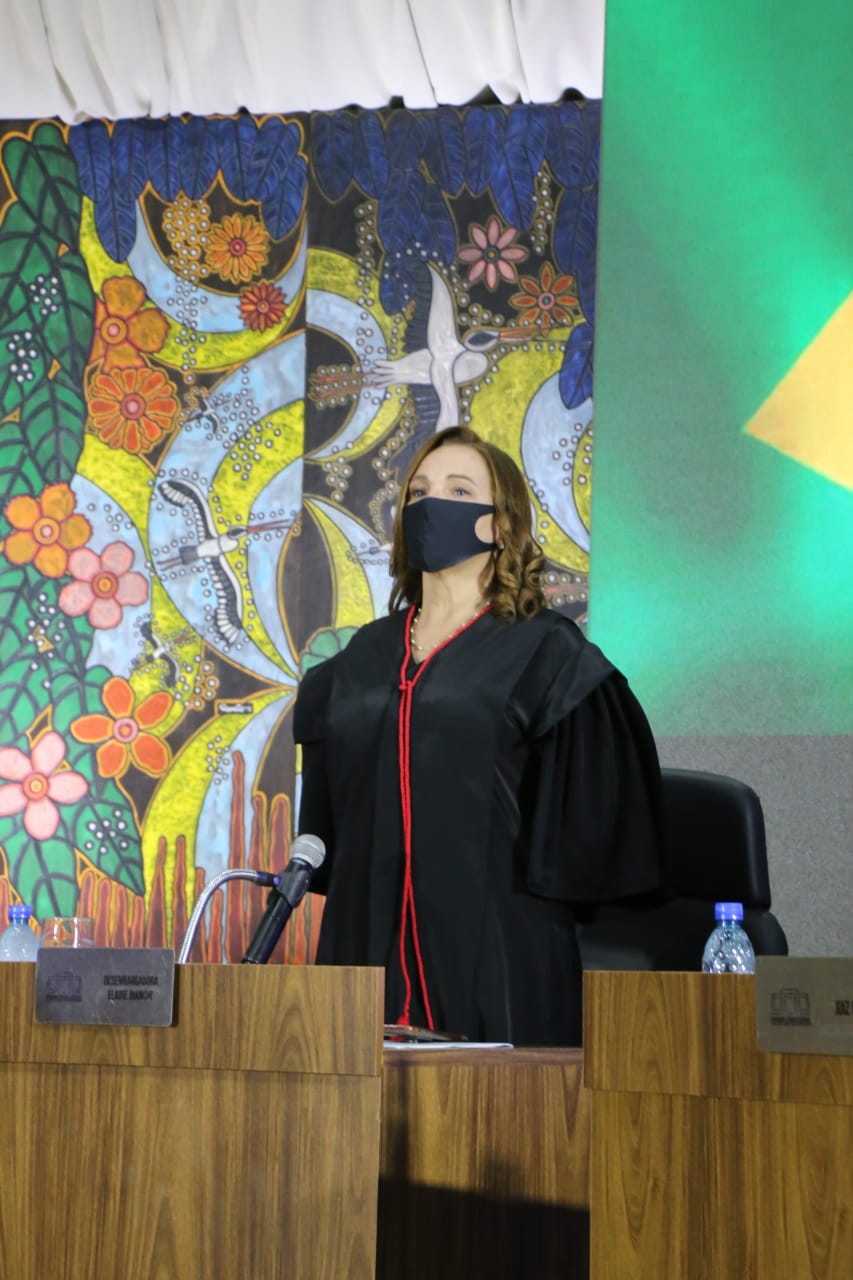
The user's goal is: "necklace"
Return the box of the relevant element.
[409,601,487,655]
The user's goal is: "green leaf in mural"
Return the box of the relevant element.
[0,202,56,330]
[69,795,145,897]
[17,367,85,484]
[1,827,79,919]
[31,576,95,680]
[0,657,47,742]
[301,625,357,673]
[0,322,49,418]
[1,123,83,252]
[0,417,44,511]
[0,563,33,660]
[21,249,95,385]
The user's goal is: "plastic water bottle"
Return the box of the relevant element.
[701,902,755,974]
[0,905,39,961]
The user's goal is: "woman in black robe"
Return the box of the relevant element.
[294,425,662,1045]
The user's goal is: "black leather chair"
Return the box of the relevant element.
[577,767,788,971]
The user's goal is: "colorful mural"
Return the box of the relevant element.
[0,104,599,961]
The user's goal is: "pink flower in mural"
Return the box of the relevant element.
[239,281,287,332]
[0,732,88,841]
[89,277,169,372]
[71,676,173,779]
[58,542,148,629]
[457,217,528,290]
[1,483,91,578]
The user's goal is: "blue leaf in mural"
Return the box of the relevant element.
[213,114,260,201]
[414,183,456,266]
[68,120,112,199]
[508,105,549,185]
[378,167,426,253]
[142,117,184,202]
[379,255,422,314]
[554,186,598,327]
[251,118,300,198]
[93,184,137,262]
[420,107,465,195]
[464,107,507,196]
[493,119,536,229]
[559,320,594,409]
[179,117,219,200]
[581,101,601,183]
[546,101,587,188]
[111,120,148,202]
[311,111,355,202]
[352,111,389,197]
[261,152,307,239]
[386,112,423,172]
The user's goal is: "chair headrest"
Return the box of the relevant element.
[661,768,772,908]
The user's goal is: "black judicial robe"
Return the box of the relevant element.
[293,607,662,1046]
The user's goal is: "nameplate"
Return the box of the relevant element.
[34,947,175,1027]
[755,956,853,1056]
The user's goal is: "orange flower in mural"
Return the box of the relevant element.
[89,277,169,371]
[70,676,173,779]
[204,213,270,284]
[2,483,91,578]
[510,264,579,332]
[239,281,287,332]
[87,365,178,454]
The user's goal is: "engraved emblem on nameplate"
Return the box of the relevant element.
[34,947,175,1027]
[755,956,853,1056]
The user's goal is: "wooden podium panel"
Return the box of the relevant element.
[379,1047,590,1280]
[584,971,853,1280]
[0,963,384,1280]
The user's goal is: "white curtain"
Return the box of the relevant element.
[0,0,605,122]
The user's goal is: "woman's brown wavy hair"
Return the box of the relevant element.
[388,425,546,619]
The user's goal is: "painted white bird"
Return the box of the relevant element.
[157,478,245,647]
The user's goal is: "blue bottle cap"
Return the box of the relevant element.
[8,904,32,923]
[714,901,744,921]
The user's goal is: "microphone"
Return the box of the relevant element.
[241,834,326,965]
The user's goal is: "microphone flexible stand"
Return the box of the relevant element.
[177,868,278,964]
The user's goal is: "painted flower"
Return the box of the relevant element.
[510,264,579,332]
[204,213,270,284]
[89,277,169,371]
[87,365,178,454]
[239,281,287,332]
[58,542,148,629]
[457,217,528,290]
[2,483,91,578]
[70,676,172,779]
[0,732,88,841]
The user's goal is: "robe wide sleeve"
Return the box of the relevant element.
[292,656,338,894]
[524,671,663,905]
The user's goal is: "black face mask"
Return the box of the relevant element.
[403,497,496,573]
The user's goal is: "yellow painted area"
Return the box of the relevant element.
[213,402,304,510]
[79,198,133,290]
[157,305,304,375]
[468,336,589,573]
[141,687,291,899]
[306,247,403,459]
[304,497,373,626]
[745,290,853,492]
[208,402,303,676]
[77,435,154,554]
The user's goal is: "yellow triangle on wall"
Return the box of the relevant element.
[745,291,853,492]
